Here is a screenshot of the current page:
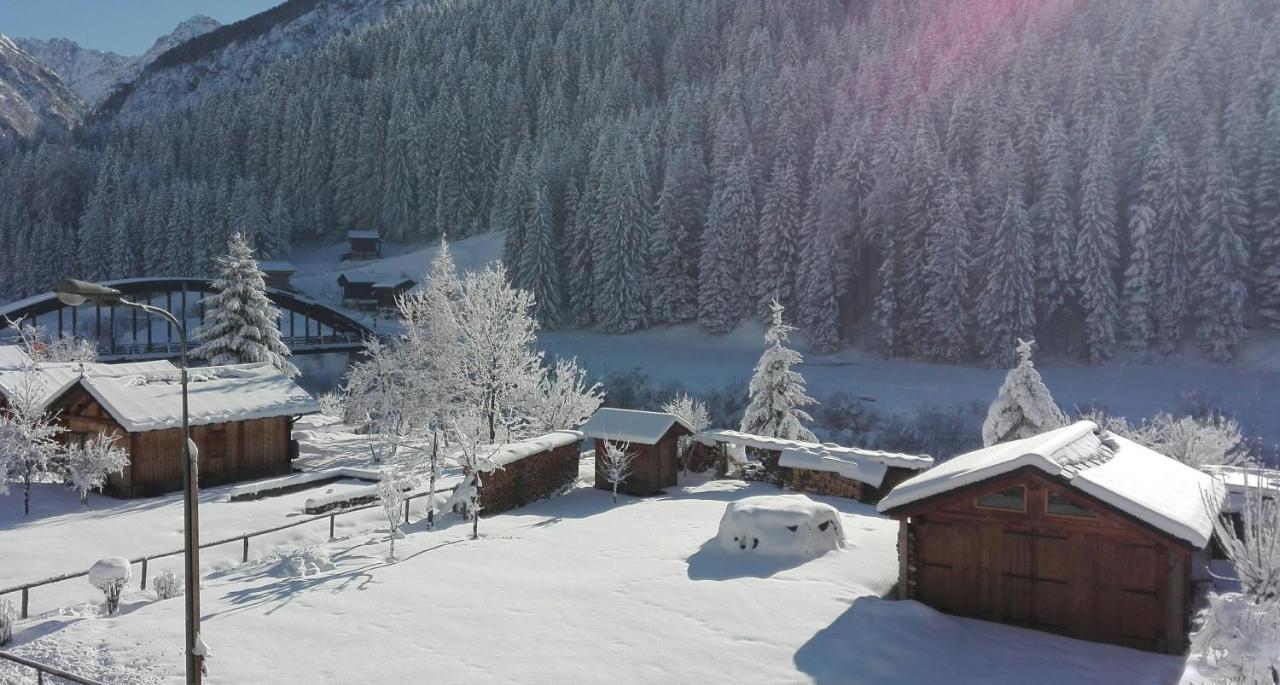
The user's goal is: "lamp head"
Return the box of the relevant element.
[54,279,123,306]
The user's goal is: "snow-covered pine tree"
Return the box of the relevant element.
[1075,116,1121,363]
[264,191,294,260]
[740,300,817,441]
[191,233,300,377]
[976,192,1036,366]
[1255,85,1280,328]
[923,170,973,362]
[981,339,1067,446]
[648,143,705,325]
[1121,204,1157,351]
[1194,136,1250,362]
[1147,131,1195,354]
[699,111,756,335]
[592,130,650,333]
[755,158,802,318]
[1033,116,1075,331]
[519,168,563,328]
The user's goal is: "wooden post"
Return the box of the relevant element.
[242,536,249,563]
[404,498,411,525]
[329,514,336,540]
[140,558,149,591]
[21,587,28,618]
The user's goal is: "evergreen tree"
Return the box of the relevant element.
[699,114,756,334]
[1255,86,1280,328]
[1033,116,1075,329]
[592,131,650,333]
[648,143,706,325]
[981,339,1067,446]
[923,172,973,361]
[191,233,300,377]
[1121,205,1157,350]
[1194,137,1250,361]
[740,301,817,441]
[976,192,1036,366]
[519,171,562,328]
[1075,120,1121,362]
[755,158,802,318]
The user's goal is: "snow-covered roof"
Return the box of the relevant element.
[484,430,583,469]
[877,421,1226,548]
[778,447,889,488]
[347,230,380,240]
[337,272,380,285]
[0,345,33,371]
[68,362,320,432]
[1201,465,1280,515]
[579,408,693,445]
[699,429,933,471]
[372,277,415,290]
[258,261,296,273]
[0,360,177,408]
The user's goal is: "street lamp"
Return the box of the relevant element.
[54,279,205,684]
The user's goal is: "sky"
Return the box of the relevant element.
[0,0,281,55]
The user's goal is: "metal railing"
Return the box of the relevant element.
[0,486,448,620]
[0,650,106,684]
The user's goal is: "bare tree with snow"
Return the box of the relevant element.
[741,300,817,441]
[1136,413,1252,469]
[344,337,410,465]
[528,357,603,434]
[597,437,637,503]
[6,316,97,365]
[0,365,63,515]
[1211,472,1280,601]
[378,471,409,560]
[447,426,502,540]
[66,432,129,507]
[982,339,1067,446]
[664,393,709,472]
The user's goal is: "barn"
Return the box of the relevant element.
[580,408,693,496]
[258,261,297,291]
[877,420,1226,654]
[372,277,416,313]
[337,273,379,309]
[697,429,933,504]
[345,230,382,260]
[45,362,320,497]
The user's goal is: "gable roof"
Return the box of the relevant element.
[337,272,380,286]
[699,429,933,471]
[62,362,319,432]
[877,421,1226,548]
[347,230,380,240]
[257,261,296,274]
[372,277,415,290]
[578,408,693,445]
[0,360,178,409]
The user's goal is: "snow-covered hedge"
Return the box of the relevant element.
[0,597,15,646]
[717,495,844,556]
[88,557,131,614]
[153,570,183,600]
[1189,593,1280,683]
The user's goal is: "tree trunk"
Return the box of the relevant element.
[23,481,30,516]
[80,491,89,508]
[471,505,479,540]
[612,483,618,503]
[427,431,438,529]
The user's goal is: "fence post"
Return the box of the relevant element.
[329,514,335,540]
[21,587,28,619]
[242,536,249,563]
[139,558,148,591]
[404,498,411,525]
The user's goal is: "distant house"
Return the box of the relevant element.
[580,408,693,496]
[337,272,379,310]
[258,261,297,290]
[344,230,382,260]
[372,277,416,313]
[45,362,320,497]
[877,421,1225,654]
[697,429,933,504]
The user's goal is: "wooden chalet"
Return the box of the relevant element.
[697,429,933,504]
[580,408,693,496]
[878,421,1226,654]
[372,277,416,313]
[344,230,382,260]
[258,261,297,291]
[45,363,320,497]
[337,272,378,309]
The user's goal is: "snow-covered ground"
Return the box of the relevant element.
[285,233,1280,452]
[1,479,1186,684]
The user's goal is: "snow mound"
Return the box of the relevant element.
[87,557,131,587]
[717,495,844,556]
[269,547,335,578]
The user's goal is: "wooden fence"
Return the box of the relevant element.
[0,486,448,620]
[0,650,107,684]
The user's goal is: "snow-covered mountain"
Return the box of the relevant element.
[0,34,86,140]
[16,16,221,105]
[100,0,422,122]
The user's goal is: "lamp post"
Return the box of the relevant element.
[55,279,204,684]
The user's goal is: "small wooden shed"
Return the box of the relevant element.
[337,272,379,309]
[878,421,1225,654]
[580,408,693,496]
[258,261,297,291]
[372,277,416,313]
[45,362,320,497]
[345,230,382,260]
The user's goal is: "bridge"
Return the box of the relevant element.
[0,277,376,360]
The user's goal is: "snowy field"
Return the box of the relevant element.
[1,479,1186,684]
[286,233,1280,451]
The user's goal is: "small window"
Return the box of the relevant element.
[977,486,1025,511]
[1047,491,1096,518]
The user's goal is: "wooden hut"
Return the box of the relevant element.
[697,429,932,504]
[344,230,382,260]
[258,261,297,290]
[877,421,1225,654]
[337,272,379,309]
[0,359,177,414]
[45,362,320,497]
[372,277,416,313]
[580,408,693,496]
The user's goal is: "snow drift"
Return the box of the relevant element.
[717,495,844,556]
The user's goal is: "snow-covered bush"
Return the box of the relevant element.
[1211,471,1280,601]
[6,316,97,365]
[270,547,335,578]
[152,570,183,600]
[528,357,604,434]
[0,597,15,646]
[717,495,844,556]
[597,438,636,503]
[982,339,1066,446]
[88,557,131,614]
[1137,412,1251,469]
[316,390,346,419]
[1189,592,1280,684]
[65,432,129,506]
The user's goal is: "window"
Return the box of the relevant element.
[976,486,1025,511]
[1047,491,1096,518]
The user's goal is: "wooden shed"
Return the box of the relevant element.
[45,362,320,497]
[258,261,297,291]
[372,277,416,313]
[345,230,382,260]
[580,408,693,496]
[337,272,379,309]
[878,421,1225,654]
[697,429,933,504]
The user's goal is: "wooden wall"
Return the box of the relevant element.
[889,467,1194,654]
[593,424,687,496]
